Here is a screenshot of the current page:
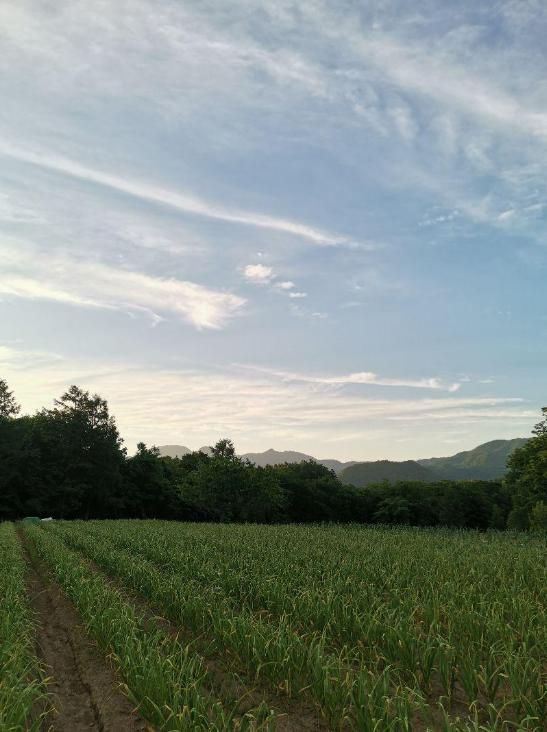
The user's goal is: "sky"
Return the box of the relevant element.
[0,0,545,460]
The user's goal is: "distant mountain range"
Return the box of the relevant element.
[240,449,357,475]
[157,445,355,473]
[157,438,527,484]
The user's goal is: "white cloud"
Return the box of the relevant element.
[0,345,532,459]
[0,142,353,246]
[4,0,544,242]
[388,409,537,422]
[243,263,274,283]
[239,365,461,392]
[244,268,309,304]
[306,9,547,145]
[0,243,245,330]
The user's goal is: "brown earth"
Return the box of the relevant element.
[20,534,152,732]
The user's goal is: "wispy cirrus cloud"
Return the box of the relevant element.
[0,1,543,458]
[0,345,532,459]
[237,365,461,392]
[0,242,245,329]
[0,142,354,246]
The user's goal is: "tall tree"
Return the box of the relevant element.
[505,407,547,529]
[40,386,126,518]
[0,378,20,419]
[211,438,236,459]
[0,379,30,519]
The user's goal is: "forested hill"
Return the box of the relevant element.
[342,460,434,488]
[417,438,528,480]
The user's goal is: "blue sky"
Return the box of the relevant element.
[0,0,545,459]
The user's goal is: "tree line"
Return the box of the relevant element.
[0,379,545,529]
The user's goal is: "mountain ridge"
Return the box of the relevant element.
[416,438,528,480]
[157,438,527,480]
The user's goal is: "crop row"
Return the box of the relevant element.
[0,523,47,731]
[23,524,275,731]
[48,521,546,730]
[58,522,546,718]
[73,521,545,653]
[49,521,427,730]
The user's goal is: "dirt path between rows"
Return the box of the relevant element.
[19,531,152,732]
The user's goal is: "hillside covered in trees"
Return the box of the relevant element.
[342,460,435,488]
[417,438,528,480]
[340,440,528,488]
[0,379,545,530]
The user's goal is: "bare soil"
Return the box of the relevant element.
[20,534,152,732]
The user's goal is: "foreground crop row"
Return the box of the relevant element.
[47,521,546,730]
[0,523,46,730]
[1,521,545,730]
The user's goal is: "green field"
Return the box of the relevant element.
[1,521,545,730]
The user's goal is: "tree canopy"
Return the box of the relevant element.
[0,378,543,530]
[0,378,20,419]
[505,407,547,530]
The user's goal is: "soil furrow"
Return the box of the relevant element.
[60,536,330,731]
[19,531,151,732]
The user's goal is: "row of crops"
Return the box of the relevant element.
[0,523,46,731]
[1,520,545,730]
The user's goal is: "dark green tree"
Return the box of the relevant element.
[374,494,412,524]
[0,377,530,527]
[505,407,547,529]
[0,417,35,519]
[181,440,286,522]
[122,443,184,518]
[0,378,20,419]
[271,461,350,522]
[39,386,126,518]
[211,438,236,459]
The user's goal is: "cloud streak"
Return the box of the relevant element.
[0,345,532,459]
[0,243,245,329]
[240,365,462,392]
[0,142,353,246]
